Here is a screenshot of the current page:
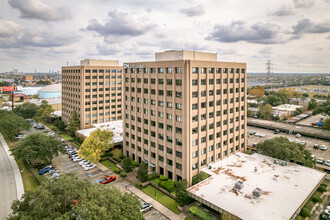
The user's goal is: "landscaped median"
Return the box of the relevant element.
[142,185,180,214]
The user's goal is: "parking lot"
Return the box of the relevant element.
[247,126,330,168]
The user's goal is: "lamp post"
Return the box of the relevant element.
[154,186,156,198]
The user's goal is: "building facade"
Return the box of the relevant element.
[62,59,123,129]
[123,50,247,184]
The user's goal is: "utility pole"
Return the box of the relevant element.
[265,60,274,91]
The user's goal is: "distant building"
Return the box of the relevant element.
[272,104,303,120]
[62,59,123,129]
[22,75,33,81]
[290,97,311,110]
[10,93,32,102]
[37,84,61,98]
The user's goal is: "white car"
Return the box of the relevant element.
[296,134,301,138]
[254,133,260,137]
[289,139,293,142]
[259,133,266,137]
[140,202,153,213]
[301,141,306,145]
[321,145,328,151]
[84,164,96,170]
[82,162,93,168]
[325,160,330,167]
[311,155,316,159]
[73,157,83,162]
[295,139,300,143]
[48,132,55,136]
[79,160,89,166]
[317,158,324,164]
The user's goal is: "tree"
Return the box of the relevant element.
[247,109,254,117]
[78,129,114,163]
[259,104,273,119]
[302,93,309,98]
[312,101,329,115]
[54,118,67,132]
[136,161,148,183]
[293,108,303,116]
[248,86,265,98]
[192,171,209,185]
[122,157,133,173]
[323,118,330,130]
[0,110,31,141]
[68,110,80,136]
[34,100,54,122]
[13,102,38,119]
[308,98,318,110]
[175,179,191,206]
[10,133,64,164]
[8,173,143,220]
[256,137,315,167]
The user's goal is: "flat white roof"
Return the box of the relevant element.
[273,104,303,111]
[187,152,325,220]
[76,120,123,144]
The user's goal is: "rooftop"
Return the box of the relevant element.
[273,104,303,111]
[37,84,61,92]
[27,97,61,105]
[77,120,123,144]
[155,50,217,61]
[187,152,325,220]
[80,59,119,66]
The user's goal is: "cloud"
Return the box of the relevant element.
[271,6,294,16]
[207,21,284,44]
[8,0,71,21]
[179,5,205,17]
[291,18,330,38]
[86,10,155,43]
[0,19,20,37]
[0,28,79,48]
[293,0,315,8]
[259,46,272,54]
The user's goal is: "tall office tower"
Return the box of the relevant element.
[62,59,123,129]
[123,50,247,185]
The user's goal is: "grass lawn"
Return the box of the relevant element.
[142,185,180,214]
[59,133,74,142]
[151,178,160,185]
[100,160,117,172]
[71,142,80,148]
[6,139,39,191]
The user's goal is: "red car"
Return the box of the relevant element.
[100,176,116,184]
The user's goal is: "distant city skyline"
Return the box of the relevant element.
[0,0,330,73]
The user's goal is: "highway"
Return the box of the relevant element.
[0,138,17,219]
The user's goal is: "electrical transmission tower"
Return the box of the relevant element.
[265,60,273,82]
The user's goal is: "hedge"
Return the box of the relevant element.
[158,179,175,193]
[148,173,160,180]
[120,172,127,178]
[159,175,169,181]
[300,208,311,218]
[114,168,121,174]
[312,196,322,203]
[131,160,140,167]
[318,185,327,193]
[189,206,218,220]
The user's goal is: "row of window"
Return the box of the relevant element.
[85,88,121,93]
[85,69,122,73]
[125,78,183,85]
[125,67,182,74]
[192,98,245,110]
[85,105,121,111]
[85,116,122,124]
[192,78,244,85]
[85,81,121,86]
[124,67,245,74]
[86,111,121,118]
[85,75,122,79]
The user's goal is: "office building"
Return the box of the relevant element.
[62,59,123,129]
[123,50,247,184]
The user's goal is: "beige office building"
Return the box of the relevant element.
[62,59,123,129]
[123,50,247,184]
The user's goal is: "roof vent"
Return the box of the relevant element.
[253,188,262,198]
[235,180,244,191]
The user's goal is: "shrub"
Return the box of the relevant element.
[300,208,311,218]
[189,206,218,220]
[321,183,328,187]
[122,157,133,173]
[192,171,210,185]
[312,196,322,203]
[120,154,125,159]
[159,179,176,193]
[114,168,121,174]
[136,182,142,188]
[131,160,140,167]
[148,173,160,180]
[159,175,168,181]
[318,186,327,192]
[120,172,127,178]
[184,218,192,220]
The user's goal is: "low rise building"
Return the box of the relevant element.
[187,152,325,220]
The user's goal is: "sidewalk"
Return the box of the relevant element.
[0,134,24,200]
[129,186,186,220]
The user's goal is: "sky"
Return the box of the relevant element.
[0,0,330,73]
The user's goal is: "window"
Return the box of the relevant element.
[176,103,182,110]
[176,115,182,122]
[167,79,172,85]
[158,68,164,73]
[176,91,182,98]
[192,104,198,110]
[192,91,198,98]
[192,163,198,170]
[192,80,198,85]
[201,148,206,155]
[166,67,172,73]
[176,80,182,86]
[176,163,182,170]
[175,67,182,74]
[201,159,206,166]
[167,147,173,154]
[192,67,199,73]
[167,102,173,108]
[167,159,173,166]
[192,151,198,158]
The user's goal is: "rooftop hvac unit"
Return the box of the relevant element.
[253,188,262,198]
[235,181,244,191]
[208,164,213,169]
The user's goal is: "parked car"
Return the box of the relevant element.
[249,131,256,135]
[295,139,300,143]
[61,139,66,143]
[39,166,53,175]
[73,157,83,162]
[274,129,280,134]
[314,144,319,149]
[300,141,306,145]
[99,176,116,184]
[321,145,328,151]
[311,155,316,160]
[254,132,260,137]
[317,158,324,164]
[84,164,96,171]
[296,134,301,138]
[289,139,293,142]
[48,132,55,136]
[82,162,93,168]
[259,133,266,137]
[43,130,49,133]
[48,168,59,174]
[325,160,330,167]
[79,160,89,166]
[140,202,153,213]
[51,173,60,179]
[15,135,24,140]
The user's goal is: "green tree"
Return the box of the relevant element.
[136,161,148,183]
[175,179,191,206]
[54,118,67,132]
[78,129,114,163]
[256,137,315,167]
[13,102,38,119]
[68,110,80,136]
[302,93,309,98]
[10,133,64,163]
[8,173,143,220]
[0,110,31,141]
[312,101,329,115]
[247,109,254,117]
[34,100,54,122]
[259,104,273,119]
[122,157,133,173]
[192,171,209,185]
[308,98,318,110]
[323,118,330,130]
[293,108,303,116]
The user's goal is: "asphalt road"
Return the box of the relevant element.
[0,140,17,220]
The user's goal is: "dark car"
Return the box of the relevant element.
[249,131,256,135]
[100,176,116,184]
[39,166,53,175]
[274,129,280,134]
[314,144,319,149]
